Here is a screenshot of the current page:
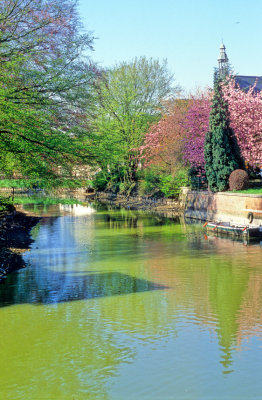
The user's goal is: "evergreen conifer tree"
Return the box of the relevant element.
[204,76,242,192]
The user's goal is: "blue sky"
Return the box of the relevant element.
[78,0,262,93]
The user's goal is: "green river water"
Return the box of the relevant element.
[0,201,262,399]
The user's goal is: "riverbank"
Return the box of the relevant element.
[3,186,262,226]
[95,192,183,217]
[0,188,184,217]
[0,210,41,281]
[97,188,262,227]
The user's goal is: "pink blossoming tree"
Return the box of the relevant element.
[183,91,211,168]
[142,81,262,173]
[222,78,262,167]
[140,99,189,172]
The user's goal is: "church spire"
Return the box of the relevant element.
[218,43,229,76]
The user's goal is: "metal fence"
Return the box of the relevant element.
[189,176,208,191]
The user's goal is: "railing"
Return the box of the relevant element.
[189,176,208,191]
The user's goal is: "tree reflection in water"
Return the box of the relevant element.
[0,268,169,307]
[1,204,262,381]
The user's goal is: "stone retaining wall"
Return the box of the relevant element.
[181,187,262,225]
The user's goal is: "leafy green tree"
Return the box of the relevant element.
[204,77,241,192]
[0,0,96,180]
[92,57,179,192]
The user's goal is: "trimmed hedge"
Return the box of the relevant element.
[229,169,249,191]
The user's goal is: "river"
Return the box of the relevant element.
[0,201,262,399]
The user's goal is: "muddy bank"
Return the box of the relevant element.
[95,192,183,218]
[0,211,41,281]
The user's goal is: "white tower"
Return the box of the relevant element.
[218,43,229,76]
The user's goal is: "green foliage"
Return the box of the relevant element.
[92,171,110,192]
[138,167,188,198]
[91,57,177,191]
[204,78,241,192]
[0,0,96,180]
[0,196,14,214]
[159,169,188,198]
[138,168,162,197]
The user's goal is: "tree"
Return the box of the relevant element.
[183,91,211,168]
[204,78,242,192]
[92,57,178,191]
[0,0,96,179]
[140,99,188,173]
[222,78,262,167]
[184,78,262,172]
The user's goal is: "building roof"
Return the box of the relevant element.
[234,75,262,92]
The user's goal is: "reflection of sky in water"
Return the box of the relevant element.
[0,204,262,399]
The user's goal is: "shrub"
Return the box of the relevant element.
[229,169,249,191]
[93,171,109,191]
[118,181,136,196]
[138,167,188,198]
[159,169,188,198]
[138,167,162,197]
[0,196,15,214]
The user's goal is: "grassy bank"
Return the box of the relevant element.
[232,188,262,195]
[12,196,83,206]
[0,178,92,190]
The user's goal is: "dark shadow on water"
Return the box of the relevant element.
[0,248,27,281]
[0,268,169,308]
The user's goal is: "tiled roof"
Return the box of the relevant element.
[234,75,262,92]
